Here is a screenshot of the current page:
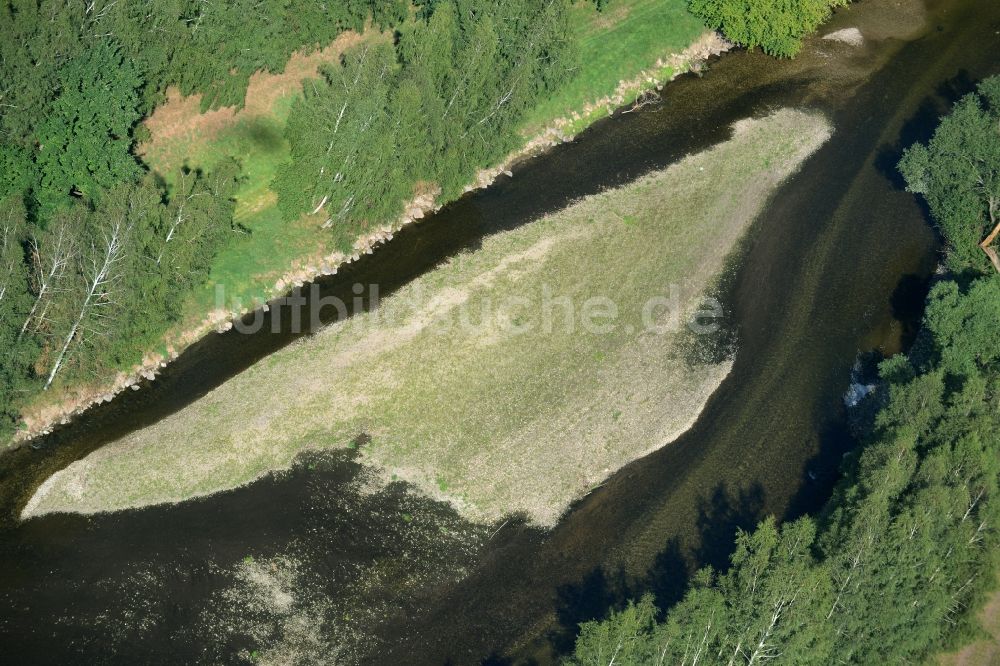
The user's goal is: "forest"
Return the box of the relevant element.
[568,76,1000,664]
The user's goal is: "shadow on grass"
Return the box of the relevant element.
[235,117,286,155]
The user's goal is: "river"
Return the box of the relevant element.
[1,0,999,663]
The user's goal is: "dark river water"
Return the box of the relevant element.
[2,0,999,663]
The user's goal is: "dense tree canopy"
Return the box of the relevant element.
[688,0,849,57]
[0,0,405,208]
[900,77,1000,272]
[34,41,143,211]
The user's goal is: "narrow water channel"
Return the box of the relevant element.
[1,0,998,663]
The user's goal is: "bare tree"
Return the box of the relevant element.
[157,169,206,265]
[19,219,75,340]
[44,214,130,390]
[0,205,24,305]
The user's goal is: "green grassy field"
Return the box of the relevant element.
[163,110,328,314]
[25,110,832,525]
[138,40,372,318]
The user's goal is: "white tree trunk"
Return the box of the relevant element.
[19,222,73,340]
[0,217,17,304]
[44,218,128,390]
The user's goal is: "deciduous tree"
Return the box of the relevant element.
[34,40,143,211]
[900,77,1000,272]
[688,0,849,57]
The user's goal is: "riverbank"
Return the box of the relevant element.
[10,4,727,448]
[22,109,832,524]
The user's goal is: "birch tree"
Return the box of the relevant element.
[569,594,660,666]
[0,198,25,307]
[163,162,237,260]
[721,518,830,666]
[156,169,198,266]
[19,214,76,340]
[44,209,131,389]
[275,41,407,249]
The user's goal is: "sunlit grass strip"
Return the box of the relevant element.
[24,110,832,525]
[518,0,707,136]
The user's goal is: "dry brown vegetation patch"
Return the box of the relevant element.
[137,31,367,164]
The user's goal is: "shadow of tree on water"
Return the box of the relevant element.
[874,69,978,192]
[692,482,765,571]
[539,481,766,660]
